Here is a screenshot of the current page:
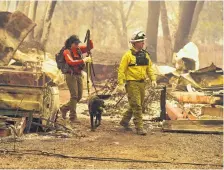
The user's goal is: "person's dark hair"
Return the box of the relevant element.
[64,35,81,49]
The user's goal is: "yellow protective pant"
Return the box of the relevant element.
[121,81,146,129]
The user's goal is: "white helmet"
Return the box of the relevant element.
[130,30,147,43]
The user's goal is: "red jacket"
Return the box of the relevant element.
[63,40,93,74]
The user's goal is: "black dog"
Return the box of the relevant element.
[88,95,105,131]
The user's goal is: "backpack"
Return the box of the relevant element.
[55,47,74,74]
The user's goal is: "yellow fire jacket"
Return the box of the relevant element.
[118,47,156,85]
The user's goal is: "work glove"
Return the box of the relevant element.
[83,56,92,63]
[151,81,157,88]
[116,84,126,94]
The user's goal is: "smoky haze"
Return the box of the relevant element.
[0,1,223,68]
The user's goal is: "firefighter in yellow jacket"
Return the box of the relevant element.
[117,31,157,135]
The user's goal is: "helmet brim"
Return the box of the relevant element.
[129,38,147,43]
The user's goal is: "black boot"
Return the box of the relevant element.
[136,128,147,136]
[119,120,132,131]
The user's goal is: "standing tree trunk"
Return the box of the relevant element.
[6,1,10,11]
[118,1,134,49]
[188,1,204,41]
[8,1,18,12]
[0,1,6,11]
[173,1,197,52]
[16,1,26,12]
[35,3,48,42]
[146,1,160,62]
[179,1,184,20]
[160,1,173,64]
[0,1,11,11]
[40,1,57,47]
[15,1,19,9]
[24,1,30,16]
[91,1,95,35]
[28,1,38,41]
[119,1,128,49]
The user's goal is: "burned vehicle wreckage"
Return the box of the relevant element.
[0,11,63,135]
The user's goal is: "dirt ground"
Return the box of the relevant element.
[0,117,223,169]
[0,90,223,169]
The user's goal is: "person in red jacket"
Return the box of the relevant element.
[60,35,93,123]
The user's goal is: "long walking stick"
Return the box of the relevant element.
[84,29,97,95]
[87,62,90,95]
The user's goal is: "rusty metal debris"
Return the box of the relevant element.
[0,115,26,137]
[0,11,36,66]
[153,62,224,134]
[0,11,61,137]
[157,63,223,91]
[91,62,223,135]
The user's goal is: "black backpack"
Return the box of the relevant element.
[129,49,149,66]
[55,47,74,74]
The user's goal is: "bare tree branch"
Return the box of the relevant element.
[125,1,134,21]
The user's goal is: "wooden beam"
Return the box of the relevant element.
[201,107,223,118]
[171,91,223,105]
[162,120,223,134]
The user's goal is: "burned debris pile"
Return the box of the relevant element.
[0,11,65,137]
[91,61,223,134]
[0,11,223,138]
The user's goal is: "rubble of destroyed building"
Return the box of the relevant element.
[0,11,223,138]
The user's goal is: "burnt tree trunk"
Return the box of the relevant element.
[173,1,197,52]
[40,1,57,47]
[146,1,160,62]
[24,1,30,16]
[6,1,10,11]
[119,1,134,49]
[0,1,6,11]
[179,1,184,20]
[91,1,95,38]
[28,1,38,40]
[0,1,11,11]
[15,1,19,9]
[16,1,26,12]
[35,3,48,42]
[160,1,173,64]
[119,1,128,49]
[188,1,204,41]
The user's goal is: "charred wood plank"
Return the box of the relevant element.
[162,120,223,134]
[171,91,223,105]
[201,107,223,118]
